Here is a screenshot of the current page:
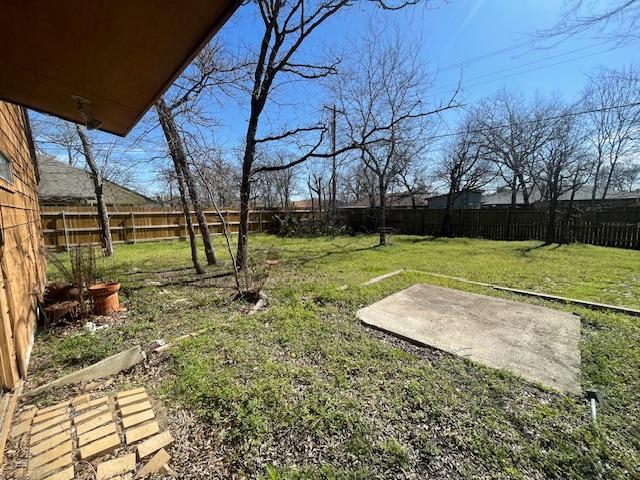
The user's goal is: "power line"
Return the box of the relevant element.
[430,44,620,95]
[435,39,545,73]
[424,101,640,142]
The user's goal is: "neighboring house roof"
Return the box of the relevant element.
[481,186,640,206]
[426,189,483,202]
[343,191,430,208]
[38,156,155,205]
[291,199,315,209]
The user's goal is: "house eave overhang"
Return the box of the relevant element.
[0,0,241,136]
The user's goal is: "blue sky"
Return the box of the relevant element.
[207,0,638,157]
[35,0,640,195]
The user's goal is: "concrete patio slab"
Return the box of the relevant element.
[357,284,581,393]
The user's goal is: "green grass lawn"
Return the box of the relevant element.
[37,235,640,479]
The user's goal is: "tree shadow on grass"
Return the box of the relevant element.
[518,242,563,256]
[410,235,471,244]
[122,266,194,276]
[126,270,234,291]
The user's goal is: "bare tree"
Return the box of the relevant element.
[154,42,243,266]
[609,162,640,191]
[75,125,114,257]
[337,32,440,245]
[530,108,591,243]
[475,90,551,207]
[344,162,378,208]
[540,0,640,44]
[33,117,81,166]
[155,101,205,273]
[306,162,330,224]
[234,0,422,269]
[190,148,240,208]
[437,116,494,236]
[582,65,640,200]
[398,161,431,208]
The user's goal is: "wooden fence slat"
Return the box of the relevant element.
[40,206,640,250]
[337,207,639,250]
[41,208,292,249]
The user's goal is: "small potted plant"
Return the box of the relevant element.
[88,281,121,315]
[265,248,281,267]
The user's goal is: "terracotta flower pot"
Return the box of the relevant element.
[88,282,121,315]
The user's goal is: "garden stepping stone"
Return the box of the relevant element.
[120,400,152,417]
[137,431,173,459]
[7,387,175,478]
[122,409,155,429]
[30,420,71,445]
[79,431,121,461]
[45,465,75,480]
[29,453,73,480]
[29,430,71,456]
[78,422,118,447]
[117,391,148,408]
[76,411,114,436]
[125,420,160,445]
[28,439,72,470]
[31,412,69,435]
[96,452,136,479]
[116,387,146,399]
[135,448,170,478]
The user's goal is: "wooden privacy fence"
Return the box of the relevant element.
[339,207,640,249]
[40,205,281,249]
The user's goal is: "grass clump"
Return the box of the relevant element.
[53,332,116,366]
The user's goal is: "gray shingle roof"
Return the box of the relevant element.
[38,156,155,205]
[481,186,640,205]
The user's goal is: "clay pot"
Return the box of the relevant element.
[88,282,121,315]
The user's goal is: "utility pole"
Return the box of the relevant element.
[331,104,337,230]
[323,103,343,233]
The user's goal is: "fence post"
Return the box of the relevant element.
[131,211,137,244]
[61,210,69,251]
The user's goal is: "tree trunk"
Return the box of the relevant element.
[510,174,518,208]
[180,154,217,265]
[443,189,455,237]
[155,102,203,274]
[236,118,258,270]
[591,149,603,203]
[176,161,204,274]
[378,176,387,246]
[75,125,114,257]
[517,172,530,204]
[545,195,558,244]
[156,98,217,265]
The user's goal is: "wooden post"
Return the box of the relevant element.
[61,210,69,251]
[131,212,137,244]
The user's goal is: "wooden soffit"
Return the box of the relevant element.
[0,0,241,136]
